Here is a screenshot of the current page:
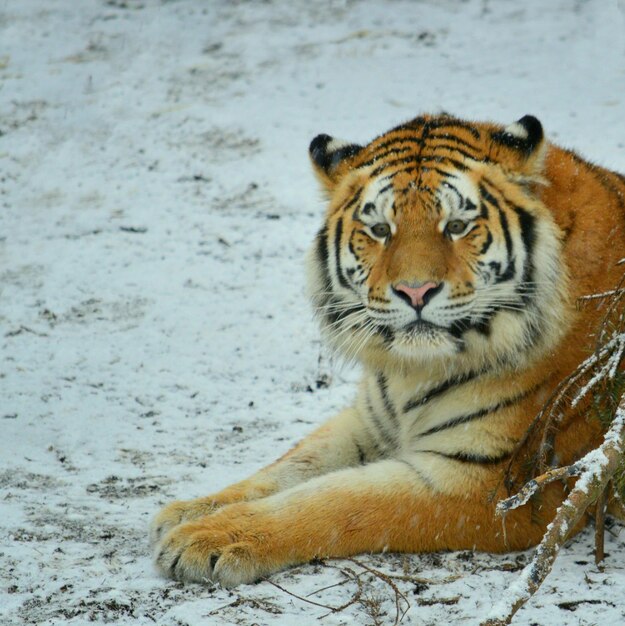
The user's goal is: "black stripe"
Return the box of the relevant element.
[402,369,485,414]
[377,182,393,196]
[479,200,489,220]
[315,225,332,304]
[372,135,424,152]
[377,372,397,422]
[338,188,362,215]
[414,117,432,191]
[374,324,395,345]
[449,316,472,339]
[427,119,481,140]
[481,178,536,289]
[464,198,477,213]
[432,166,459,180]
[479,183,499,209]
[333,218,350,290]
[314,225,365,327]
[347,231,364,258]
[498,206,513,258]
[357,145,414,169]
[429,142,481,162]
[355,441,367,465]
[375,156,469,179]
[472,315,494,336]
[449,309,497,339]
[478,229,493,255]
[387,116,427,134]
[320,301,364,330]
[421,450,512,464]
[441,300,471,311]
[366,128,424,151]
[493,206,517,283]
[428,131,482,153]
[522,317,544,352]
[365,385,396,449]
[368,306,392,315]
[362,426,385,459]
[417,388,534,439]
[511,205,536,303]
[480,179,521,285]
[369,154,422,176]
[397,459,434,487]
[426,156,469,171]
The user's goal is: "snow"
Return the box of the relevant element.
[575,408,625,495]
[2,0,625,624]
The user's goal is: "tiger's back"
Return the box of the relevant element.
[151,114,625,586]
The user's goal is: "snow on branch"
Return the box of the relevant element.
[482,405,625,626]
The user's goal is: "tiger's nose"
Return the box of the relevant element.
[393,281,442,310]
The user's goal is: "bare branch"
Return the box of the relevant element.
[578,288,625,301]
[496,464,584,515]
[594,485,608,566]
[483,406,625,626]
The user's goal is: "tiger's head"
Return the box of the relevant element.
[307,114,570,371]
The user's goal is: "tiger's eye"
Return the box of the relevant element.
[446,219,467,236]
[371,223,391,239]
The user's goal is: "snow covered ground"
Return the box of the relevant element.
[2,0,625,624]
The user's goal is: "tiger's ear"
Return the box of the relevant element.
[491,115,546,178]
[309,134,363,193]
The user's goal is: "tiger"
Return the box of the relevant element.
[150,113,625,588]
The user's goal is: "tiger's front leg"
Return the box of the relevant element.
[150,408,374,545]
[153,457,550,587]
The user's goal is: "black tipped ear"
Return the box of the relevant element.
[309,134,363,192]
[490,115,546,177]
[492,115,544,155]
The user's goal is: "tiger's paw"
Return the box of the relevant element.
[153,505,282,587]
[150,497,223,546]
[150,480,277,546]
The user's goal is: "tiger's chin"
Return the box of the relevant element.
[389,322,459,362]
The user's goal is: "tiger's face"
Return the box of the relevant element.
[307,114,569,368]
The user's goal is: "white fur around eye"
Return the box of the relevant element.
[440,185,463,213]
[358,176,397,234]
[437,174,480,234]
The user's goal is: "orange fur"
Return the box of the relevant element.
[151,114,625,587]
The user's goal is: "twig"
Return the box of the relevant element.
[497,463,584,515]
[607,484,625,521]
[416,595,460,606]
[378,572,461,584]
[266,557,459,624]
[347,558,411,625]
[266,578,361,613]
[207,597,243,616]
[594,485,609,566]
[578,288,625,301]
[306,576,352,597]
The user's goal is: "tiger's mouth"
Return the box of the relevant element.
[389,319,460,360]
[401,319,446,336]
[402,319,450,337]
